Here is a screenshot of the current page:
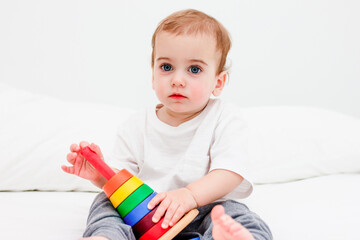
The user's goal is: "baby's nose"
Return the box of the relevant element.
[171,74,186,87]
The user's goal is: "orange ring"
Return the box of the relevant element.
[103,169,133,197]
[109,176,143,208]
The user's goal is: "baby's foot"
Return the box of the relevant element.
[211,205,255,240]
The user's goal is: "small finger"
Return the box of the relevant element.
[162,203,180,229]
[67,152,77,164]
[61,165,74,174]
[90,143,104,160]
[169,205,184,227]
[70,144,80,152]
[148,192,166,210]
[80,141,90,149]
[152,197,170,223]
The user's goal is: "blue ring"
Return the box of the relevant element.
[123,192,157,226]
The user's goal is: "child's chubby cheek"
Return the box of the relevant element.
[189,85,211,103]
[153,82,167,98]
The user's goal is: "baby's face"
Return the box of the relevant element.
[152,31,224,116]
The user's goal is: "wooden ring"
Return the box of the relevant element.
[157,209,199,240]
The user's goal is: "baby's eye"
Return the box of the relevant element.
[161,64,173,71]
[189,66,201,74]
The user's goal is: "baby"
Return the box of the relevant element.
[62,9,272,240]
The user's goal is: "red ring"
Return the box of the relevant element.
[138,218,170,240]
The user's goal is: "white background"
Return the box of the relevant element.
[1,0,359,117]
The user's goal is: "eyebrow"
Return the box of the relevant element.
[189,59,208,66]
[156,57,171,62]
[156,57,208,66]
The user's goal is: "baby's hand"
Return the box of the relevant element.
[147,188,198,229]
[62,141,106,188]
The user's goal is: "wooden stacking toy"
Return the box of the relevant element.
[81,146,199,240]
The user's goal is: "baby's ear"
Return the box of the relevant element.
[212,71,227,96]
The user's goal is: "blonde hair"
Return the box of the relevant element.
[151,9,231,75]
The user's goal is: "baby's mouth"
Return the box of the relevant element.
[169,93,187,99]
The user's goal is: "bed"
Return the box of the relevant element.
[1,83,359,239]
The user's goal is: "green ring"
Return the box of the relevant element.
[117,184,154,218]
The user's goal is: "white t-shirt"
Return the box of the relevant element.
[108,98,253,200]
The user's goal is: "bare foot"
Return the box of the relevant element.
[211,205,255,240]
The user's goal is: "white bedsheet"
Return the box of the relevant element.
[0,191,95,239]
[1,174,359,240]
[242,174,360,240]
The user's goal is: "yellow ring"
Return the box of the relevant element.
[109,176,143,208]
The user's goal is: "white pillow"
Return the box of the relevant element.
[1,83,359,190]
[242,106,360,184]
[0,83,135,191]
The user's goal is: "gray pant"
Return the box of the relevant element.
[83,192,272,240]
